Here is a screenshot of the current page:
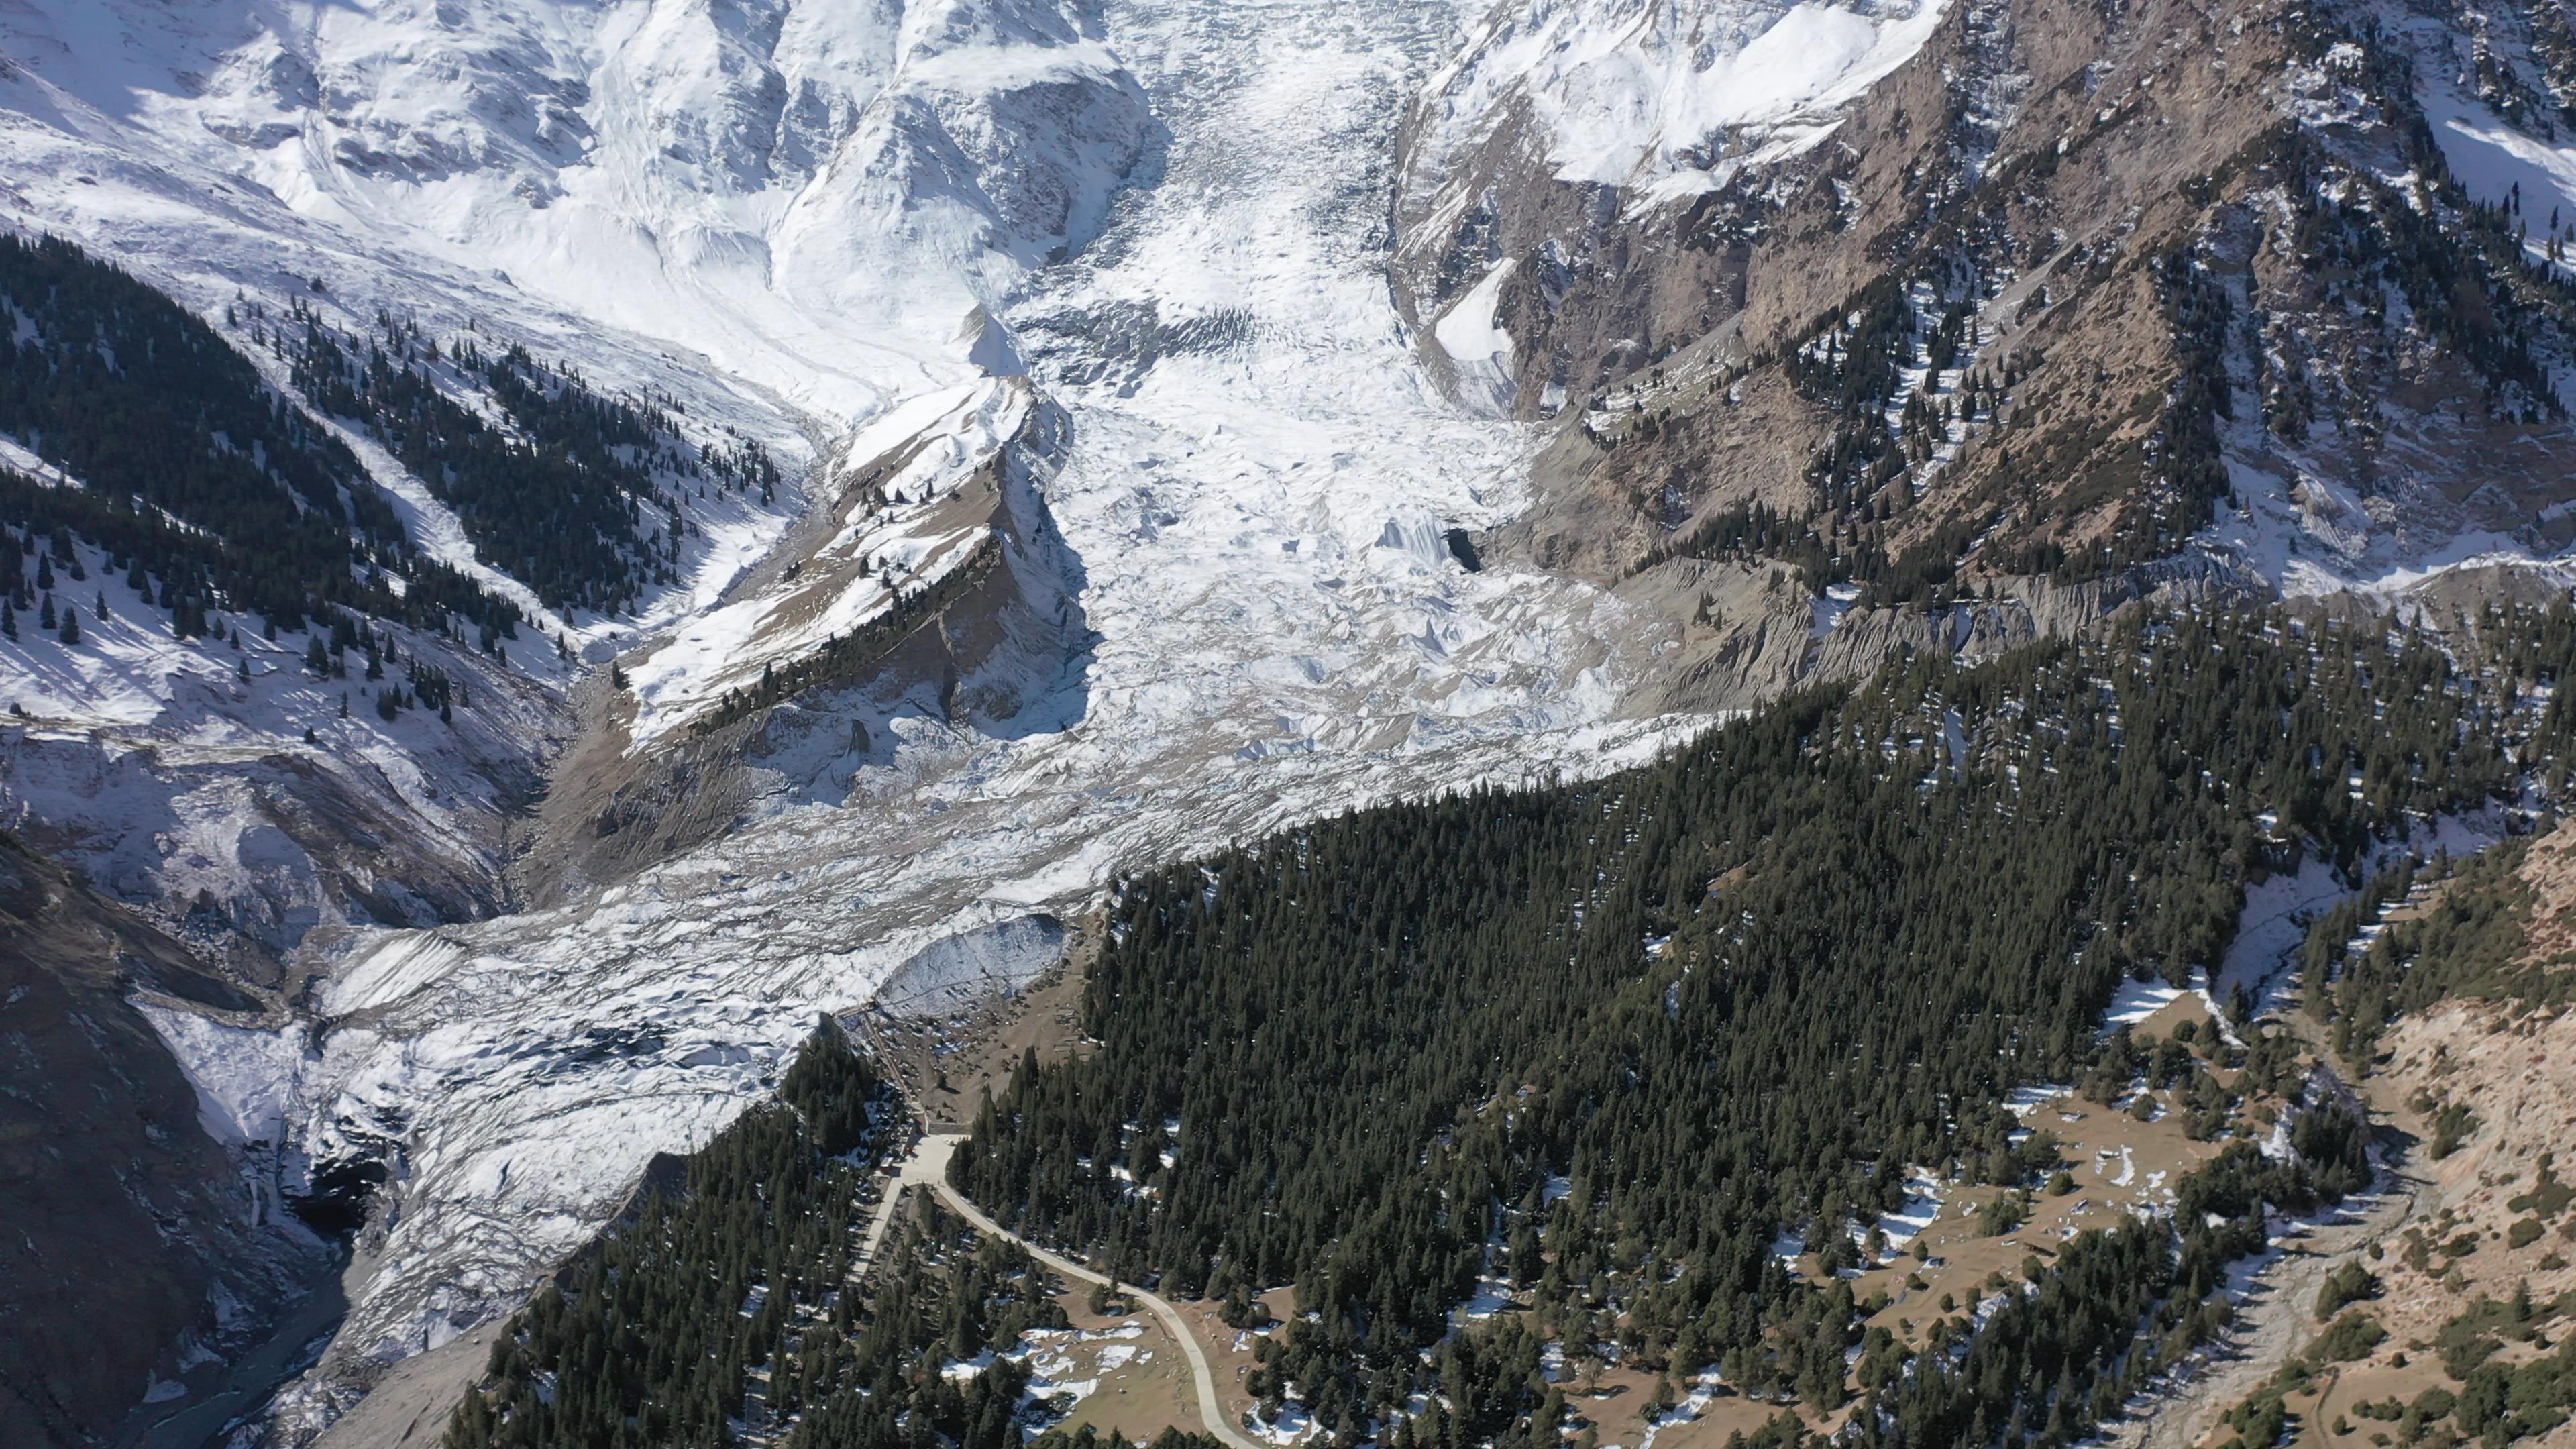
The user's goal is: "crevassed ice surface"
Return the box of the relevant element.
[148,0,1712,1398]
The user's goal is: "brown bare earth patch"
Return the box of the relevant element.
[1030,1295,1202,1444]
[2222,1000,2576,1449]
[1173,1289,1297,1436]
[2125,825,2576,1449]
[1860,1014,2229,1358]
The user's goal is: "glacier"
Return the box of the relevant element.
[0,0,1723,1436]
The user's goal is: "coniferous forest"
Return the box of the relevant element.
[0,234,519,639]
[276,301,780,617]
[0,231,802,672]
[445,1024,1088,1449]
[432,602,2576,1449]
[949,602,2576,1448]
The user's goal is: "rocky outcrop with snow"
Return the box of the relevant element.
[1411,0,2576,690]
[1413,0,1950,197]
[1391,0,1957,416]
[0,0,1722,1440]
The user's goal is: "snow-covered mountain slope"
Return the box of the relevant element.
[1389,0,1959,415]
[2177,1,2576,602]
[0,0,1167,965]
[0,0,1150,421]
[0,0,1729,1440]
[1418,0,1951,197]
[0,575,566,953]
[205,4,1719,1426]
[0,293,789,963]
[46,0,2576,1441]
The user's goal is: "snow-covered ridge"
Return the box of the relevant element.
[0,0,1151,423]
[1417,0,1952,200]
[623,376,1034,744]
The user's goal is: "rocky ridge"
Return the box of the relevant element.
[1395,0,2576,716]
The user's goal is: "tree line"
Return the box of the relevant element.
[443,1023,1077,1449]
[0,234,520,641]
[951,600,2576,1440]
[273,303,780,617]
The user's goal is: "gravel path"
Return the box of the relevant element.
[870,1129,1263,1449]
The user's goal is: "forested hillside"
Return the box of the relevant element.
[276,303,780,618]
[0,234,517,639]
[445,1026,1004,1449]
[440,1024,1219,1449]
[953,602,2576,1446]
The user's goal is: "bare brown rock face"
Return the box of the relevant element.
[1398,0,2576,703]
[0,833,327,1448]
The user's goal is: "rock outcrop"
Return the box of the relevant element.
[0,833,330,1448]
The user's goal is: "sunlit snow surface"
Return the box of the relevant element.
[1413,0,1951,196]
[48,0,1716,1409]
[8,0,2570,1419]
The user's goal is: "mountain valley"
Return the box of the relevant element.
[3,1,2576,1448]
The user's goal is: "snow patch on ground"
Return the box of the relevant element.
[1868,1170,1948,1249]
[2100,967,2223,1036]
[1432,257,1519,415]
[2214,815,2506,1018]
[2004,1083,2072,1117]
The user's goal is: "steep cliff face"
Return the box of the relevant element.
[1399,0,2576,686]
[0,833,328,1449]
[1393,0,1955,419]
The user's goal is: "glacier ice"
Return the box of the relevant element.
[0,0,1739,1435]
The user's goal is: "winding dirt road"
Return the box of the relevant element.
[873,1130,1261,1449]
